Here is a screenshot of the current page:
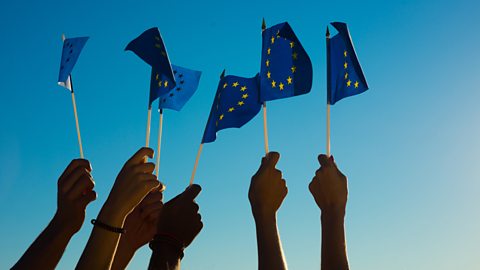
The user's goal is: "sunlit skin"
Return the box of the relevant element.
[309,154,349,270]
[148,184,203,270]
[249,152,288,270]
[12,159,96,270]
[76,147,160,270]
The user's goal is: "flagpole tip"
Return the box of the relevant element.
[220,69,225,79]
[61,33,66,42]
[262,18,266,31]
[326,26,330,38]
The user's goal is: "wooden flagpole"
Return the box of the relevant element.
[155,109,163,177]
[189,143,204,186]
[326,26,331,157]
[262,18,270,154]
[62,34,84,159]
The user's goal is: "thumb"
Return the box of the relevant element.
[182,184,202,201]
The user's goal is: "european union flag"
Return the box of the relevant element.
[125,27,175,85]
[260,22,313,102]
[152,65,201,111]
[58,36,88,90]
[202,73,262,143]
[328,22,368,105]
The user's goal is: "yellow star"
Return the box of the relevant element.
[267,48,271,55]
[344,62,348,69]
[223,83,228,88]
[238,101,245,106]
[164,81,168,88]
[232,82,239,87]
[228,107,235,112]
[290,41,295,48]
[344,72,348,79]
[266,59,270,67]
[155,36,160,41]
[279,82,284,90]
[267,71,271,79]
[271,80,276,88]
[292,52,298,60]
[344,50,347,57]
[354,81,359,88]
[158,80,163,87]
[156,74,159,80]
[242,93,248,99]
[287,76,292,84]
[240,86,247,91]
[155,44,161,48]
[291,66,297,73]
[347,80,351,87]
[219,114,224,120]
[271,36,275,44]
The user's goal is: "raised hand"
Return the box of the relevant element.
[249,152,288,218]
[309,155,348,214]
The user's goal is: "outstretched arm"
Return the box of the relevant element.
[249,152,288,270]
[12,159,96,270]
[309,155,349,270]
[148,184,203,270]
[76,148,160,270]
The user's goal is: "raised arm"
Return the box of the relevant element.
[309,155,349,270]
[111,187,164,270]
[12,159,96,270]
[76,147,160,270]
[148,184,203,270]
[249,152,288,270]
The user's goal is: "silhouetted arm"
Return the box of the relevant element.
[309,155,349,270]
[12,159,96,270]
[249,152,288,270]
[76,148,160,270]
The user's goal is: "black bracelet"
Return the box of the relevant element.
[91,219,126,234]
[150,235,185,259]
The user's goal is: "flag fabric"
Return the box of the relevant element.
[125,27,175,86]
[58,36,89,91]
[201,73,262,143]
[151,65,201,111]
[260,22,313,102]
[328,22,368,105]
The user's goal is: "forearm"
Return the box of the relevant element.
[148,243,182,270]
[12,216,74,270]
[76,205,126,270]
[111,240,136,270]
[321,209,349,270]
[254,214,287,270]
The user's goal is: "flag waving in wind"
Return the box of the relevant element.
[328,22,368,105]
[58,36,88,91]
[126,27,175,106]
[151,65,201,111]
[202,73,262,143]
[260,22,312,102]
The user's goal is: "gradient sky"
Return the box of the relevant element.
[1,0,480,269]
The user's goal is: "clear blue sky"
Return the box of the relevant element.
[1,0,479,269]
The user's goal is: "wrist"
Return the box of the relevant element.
[51,212,79,236]
[321,206,346,223]
[252,209,277,225]
[97,202,127,228]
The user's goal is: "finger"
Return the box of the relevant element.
[79,190,97,207]
[265,152,280,167]
[132,162,155,174]
[182,184,202,201]
[141,201,164,219]
[141,190,164,206]
[68,174,95,199]
[318,154,331,168]
[58,159,91,185]
[125,147,154,167]
[60,167,91,194]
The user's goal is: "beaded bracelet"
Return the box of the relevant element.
[149,233,185,259]
[91,219,126,234]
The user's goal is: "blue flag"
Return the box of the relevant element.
[328,22,368,105]
[58,36,88,90]
[202,73,262,143]
[125,27,175,86]
[153,65,201,111]
[260,22,313,102]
